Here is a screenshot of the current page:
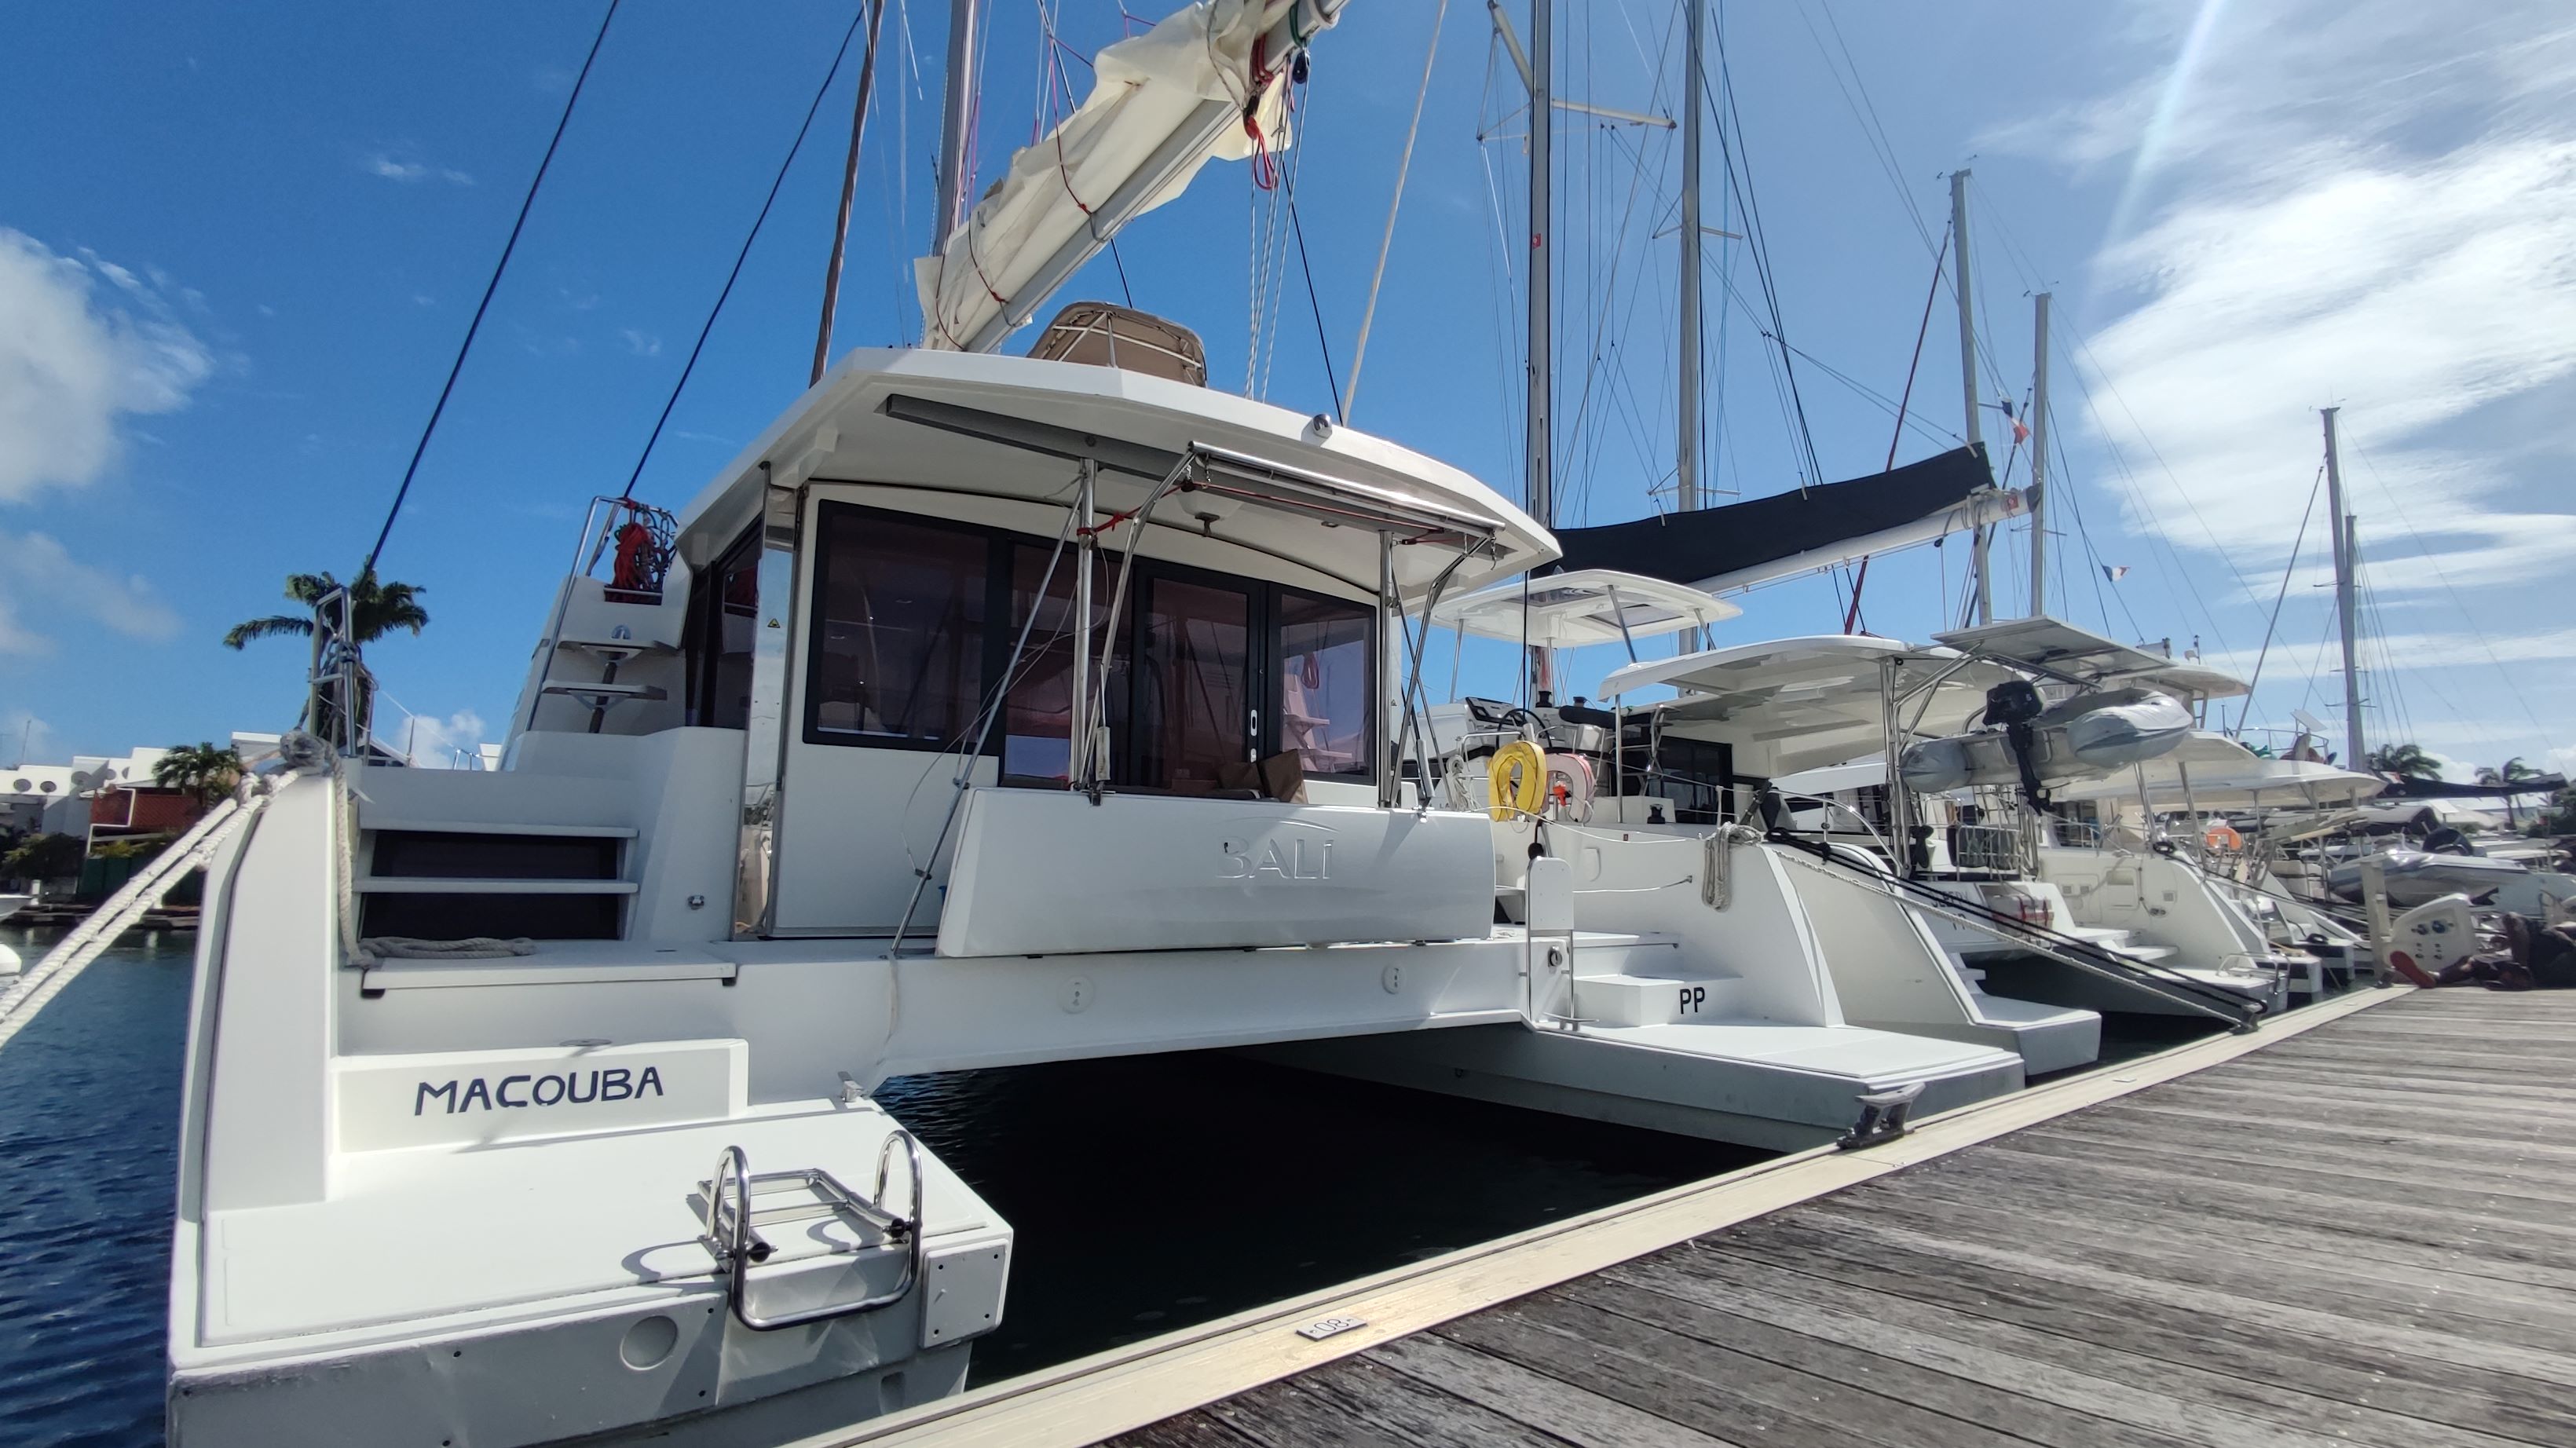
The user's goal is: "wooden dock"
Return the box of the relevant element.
[797,985,2576,1448]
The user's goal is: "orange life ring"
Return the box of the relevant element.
[2204,823,2244,852]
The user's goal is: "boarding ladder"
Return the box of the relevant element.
[699,1136,927,1331]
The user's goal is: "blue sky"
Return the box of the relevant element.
[2,0,2569,781]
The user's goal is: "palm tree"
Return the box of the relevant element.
[2366,742,2444,780]
[223,569,430,651]
[152,741,243,808]
[225,569,429,747]
[2476,756,2542,826]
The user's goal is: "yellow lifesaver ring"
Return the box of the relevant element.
[1488,740,1548,821]
[2204,823,2244,852]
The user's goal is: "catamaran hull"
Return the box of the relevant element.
[169,1296,972,1448]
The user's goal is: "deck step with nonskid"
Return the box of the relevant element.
[1565,971,1740,1027]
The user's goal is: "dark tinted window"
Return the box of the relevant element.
[1276,591,1373,778]
[1136,576,1251,790]
[687,528,761,729]
[1001,546,1113,781]
[807,510,987,748]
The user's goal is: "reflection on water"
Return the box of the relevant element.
[879,1054,1765,1384]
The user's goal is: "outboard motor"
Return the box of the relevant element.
[1983,678,2051,809]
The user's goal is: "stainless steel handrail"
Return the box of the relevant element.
[701,1134,926,1333]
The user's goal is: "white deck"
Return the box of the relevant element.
[195,1098,990,1348]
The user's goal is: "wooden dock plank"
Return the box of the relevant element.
[1550,1271,2196,1448]
[1363,1333,1744,1448]
[1699,1219,2574,1443]
[1782,1199,2576,1388]
[1798,1181,2576,1350]
[1255,1355,1586,1448]
[1435,1293,2033,1448]
[1606,1247,2428,1448]
[1846,1143,2576,1297]
[1110,990,2576,1448]
[2027,1112,2576,1208]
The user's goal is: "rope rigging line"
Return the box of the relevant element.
[2232,464,2325,737]
[2051,420,2135,639]
[1558,104,1684,522]
[1107,239,1136,308]
[1842,225,1954,633]
[1707,24,1823,497]
[363,0,620,573]
[1797,0,1938,258]
[1257,73,1315,404]
[2339,426,2553,744]
[2060,327,2264,647]
[619,1,873,501]
[1341,0,1449,424]
[1287,198,1345,424]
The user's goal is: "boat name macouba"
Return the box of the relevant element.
[414,1066,666,1116]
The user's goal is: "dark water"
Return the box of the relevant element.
[878,1055,1762,1384]
[0,926,1759,1444]
[0,926,196,1448]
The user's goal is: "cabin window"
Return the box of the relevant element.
[1619,729,1736,825]
[1275,591,1372,778]
[686,526,762,729]
[1001,545,1111,781]
[805,507,989,749]
[803,501,1376,783]
[1136,576,1253,790]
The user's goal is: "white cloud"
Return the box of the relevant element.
[2007,2,2576,585]
[2200,624,2576,679]
[386,709,488,768]
[0,529,182,654]
[362,149,473,186]
[0,229,216,502]
[620,328,662,357]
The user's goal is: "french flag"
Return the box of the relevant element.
[1995,397,2031,445]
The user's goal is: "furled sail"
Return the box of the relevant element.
[1547,445,2019,594]
[917,0,1348,353]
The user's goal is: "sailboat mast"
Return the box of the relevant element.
[1951,169,1991,624]
[2026,291,2051,616]
[814,0,887,385]
[1677,0,1704,515]
[932,0,979,253]
[1526,0,1553,699]
[2322,406,2366,766]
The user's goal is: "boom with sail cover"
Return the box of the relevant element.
[1548,444,2019,595]
[917,0,1348,354]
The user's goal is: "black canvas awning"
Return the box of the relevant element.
[1550,444,1999,587]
